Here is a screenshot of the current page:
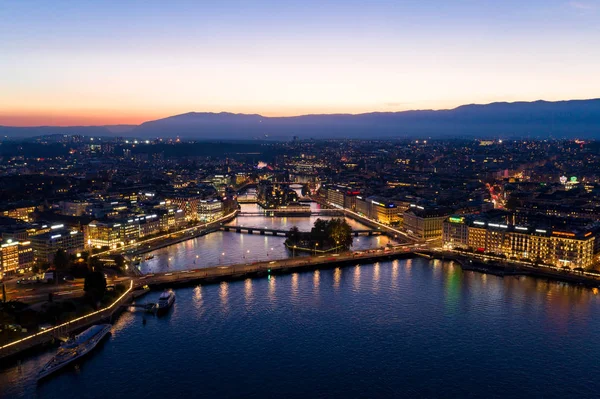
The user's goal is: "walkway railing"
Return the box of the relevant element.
[0,280,134,361]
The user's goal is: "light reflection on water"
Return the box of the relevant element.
[140,212,393,274]
[3,258,600,398]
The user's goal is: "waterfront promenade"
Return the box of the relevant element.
[0,281,140,361]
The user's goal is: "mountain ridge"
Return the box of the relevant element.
[2,98,600,139]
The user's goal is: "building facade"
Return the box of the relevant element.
[442,216,598,268]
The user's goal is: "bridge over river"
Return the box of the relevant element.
[220,225,381,237]
[135,245,421,289]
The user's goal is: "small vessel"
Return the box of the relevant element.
[37,324,111,381]
[156,290,175,314]
[145,255,155,261]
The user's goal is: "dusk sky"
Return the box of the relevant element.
[1,0,599,126]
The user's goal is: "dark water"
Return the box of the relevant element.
[2,258,600,398]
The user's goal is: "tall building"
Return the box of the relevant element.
[0,239,34,278]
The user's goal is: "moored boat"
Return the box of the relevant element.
[37,324,112,381]
[156,290,175,314]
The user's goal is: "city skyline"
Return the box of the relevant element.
[2,0,600,126]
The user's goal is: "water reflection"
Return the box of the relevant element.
[443,264,461,313]
[353,265,361,291]
[268,275,276,303]
[313,270,320,293]
[244,279,253,304]
[193,286,203,306]
[4,257,600,399]
[391,260,399,289]
[373,262,380,292]
[333,267,341,290]
[219,282,229,312]
[291,273,299,298]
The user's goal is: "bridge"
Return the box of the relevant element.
[238,209,343,216]
[220,225,382,237]
[135,245,420,289]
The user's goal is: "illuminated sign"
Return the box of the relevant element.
[449,217,464,223]
[552,231,575,237]
[50,224,64,230]
[51,234,61,239]
[474,221,485,226]
[535,229,547,233]
[585,232,592,237]
[515,226,528,231]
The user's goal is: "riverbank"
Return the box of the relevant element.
[93,211,238,261]
[427,250,600,288]
[0,281,146,362]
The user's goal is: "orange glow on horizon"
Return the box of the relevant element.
[0,100,489,127]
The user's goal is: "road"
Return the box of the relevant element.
[3,277,130,304]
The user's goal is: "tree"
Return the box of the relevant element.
[326,218,353,249]
[288,226,301,243]
[84,271,107,306]
[54,249,70,271]
[301,184,311,197]
[113,255,126,272]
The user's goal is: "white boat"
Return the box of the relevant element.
[37,324,112,381]
[157,290,175,314]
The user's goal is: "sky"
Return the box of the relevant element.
[1,0,599,126]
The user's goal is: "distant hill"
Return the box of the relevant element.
[2,98,600,139]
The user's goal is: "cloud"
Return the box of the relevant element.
[568,1,597,10]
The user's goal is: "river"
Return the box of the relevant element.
[138,203,392,274]
[2,211,600,398]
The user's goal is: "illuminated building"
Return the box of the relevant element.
[403,206,450,239]
[198,199,224,222]
[0,239,35,277]
[1,205,37,222]
[368,196,400,225]
[29,229,85,263]
[165,193,201,221]
[442,217,598,268]
[323,185,360,210]
[0,239,19,277]
[156,208,186,231]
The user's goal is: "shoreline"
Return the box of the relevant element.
[2,248,599,364]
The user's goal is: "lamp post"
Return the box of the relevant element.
[314,242,319,255]
[293,245,296,257]
[336,240,340,254]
